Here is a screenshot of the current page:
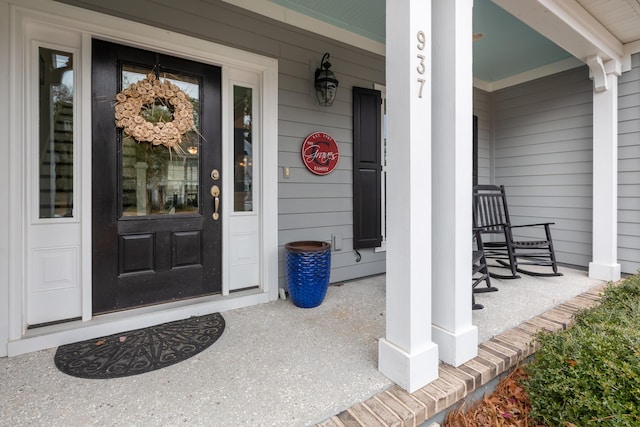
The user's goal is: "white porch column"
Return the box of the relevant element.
[379,0,439,392]
[587,56,621,282]
[430,0,477,366]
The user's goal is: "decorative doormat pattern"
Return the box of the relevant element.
[54,313,225,379]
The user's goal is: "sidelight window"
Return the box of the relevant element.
[233,85,253,212]
[39,47,74,218]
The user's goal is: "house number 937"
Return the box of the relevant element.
[416,31,426,98]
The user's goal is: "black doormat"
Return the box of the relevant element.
[54,313,225,379]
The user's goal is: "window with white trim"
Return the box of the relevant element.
[38,46,75,219]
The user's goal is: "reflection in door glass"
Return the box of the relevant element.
[234,86,253,212]
[120,65,200,216]
[39,47,74,218]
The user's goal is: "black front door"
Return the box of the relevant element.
[91,39,222,314]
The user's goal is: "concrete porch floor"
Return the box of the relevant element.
[0,266,606,426]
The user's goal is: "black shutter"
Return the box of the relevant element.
[473,115,478,187]
[352,87,382,249]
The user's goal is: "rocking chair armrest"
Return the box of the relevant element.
[473,223,507,232]
[510,222,555,229]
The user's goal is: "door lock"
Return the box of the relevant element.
[211,169,220,180]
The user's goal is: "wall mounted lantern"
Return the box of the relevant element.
[314,52,339,107]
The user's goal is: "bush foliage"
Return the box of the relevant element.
[525,274,640,426]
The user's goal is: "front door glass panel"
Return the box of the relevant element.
[233,85,253,212]
[39,47,74,218]
[120,65,200,217]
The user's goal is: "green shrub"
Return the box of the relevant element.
[525,274,640,426]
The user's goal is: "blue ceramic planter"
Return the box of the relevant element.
[285,241,332,308]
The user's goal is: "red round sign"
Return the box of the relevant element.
[301,132,340,175]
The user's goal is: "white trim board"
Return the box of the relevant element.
[220,0,385,56]
[474,56,586,92]
[0,0,12,357]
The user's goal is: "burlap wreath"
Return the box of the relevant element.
[114,73,194,154]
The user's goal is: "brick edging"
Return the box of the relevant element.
[315,282,609,427]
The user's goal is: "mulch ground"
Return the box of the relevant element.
[442,366,554,427]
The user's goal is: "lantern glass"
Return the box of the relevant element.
[314,53,338,107]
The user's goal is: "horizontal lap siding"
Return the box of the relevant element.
[277,38,386,283]
[492,67,594,268]
[618,53,640,275]
[58,0,386,285]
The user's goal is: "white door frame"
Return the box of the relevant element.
[6,0,278,356]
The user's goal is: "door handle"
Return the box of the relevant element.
[210,185,220,220]
[213,196,220,220]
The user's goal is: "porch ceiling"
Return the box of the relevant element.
[224,0,640,87]
[576,0,640,44]
[493,0,640,72]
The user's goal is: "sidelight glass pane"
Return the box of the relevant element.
[120,65,200,216]
[233,86,253,212]
[39,47,74,218]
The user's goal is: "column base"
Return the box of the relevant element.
[378,338,439,393]
[432,324,478,367]
[588,262,621,282]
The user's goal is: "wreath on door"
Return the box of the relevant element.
[114,73,194,154]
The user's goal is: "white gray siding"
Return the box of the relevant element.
[58,0,386,285]
[277,46,386,283]
[40,1,640,280]
[491,67,594,268]
[618,53,640,275]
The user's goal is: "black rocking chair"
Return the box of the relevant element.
[472,227,498,310]
[473,185,563,279]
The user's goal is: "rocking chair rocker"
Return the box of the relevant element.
[472,226,498,310]
[473,185,563,279]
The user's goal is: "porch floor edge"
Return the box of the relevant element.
[314,281,610,427]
